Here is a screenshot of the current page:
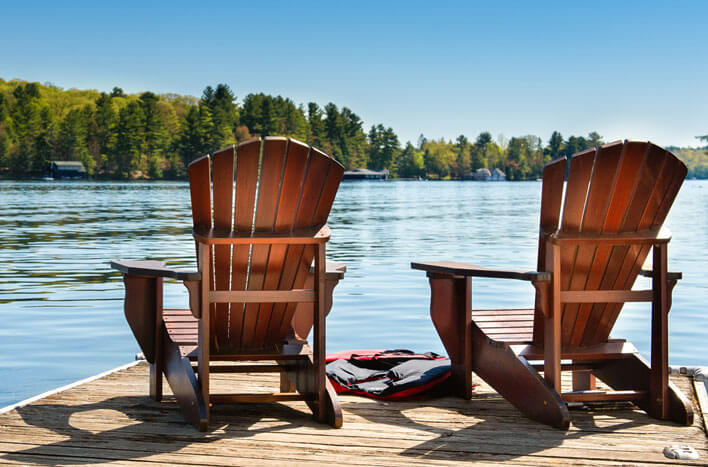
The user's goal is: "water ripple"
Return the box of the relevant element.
[0,179,706,407]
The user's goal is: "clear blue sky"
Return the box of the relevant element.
[1,1,706,147]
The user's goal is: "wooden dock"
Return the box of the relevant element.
[0,361,706,465]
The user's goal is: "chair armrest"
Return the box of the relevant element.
[411,261,550,282]
[325,261,346,280]
[307,261,346,280]
[111,260,201,281]
[639,269,682,281]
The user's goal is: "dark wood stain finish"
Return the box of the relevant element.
[412,140,693,429]
[112,138,345,431]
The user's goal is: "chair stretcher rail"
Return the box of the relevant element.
[209,289,315,303]
[548,227,672,246]
[193,225,330,245]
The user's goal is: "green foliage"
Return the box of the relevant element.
[669,146,708,179]
[368,124,400,171]
[453,135,470,178]
[0,78,703,180]
[241,93,307,142]
[545,130,563,161]
[472,132,492,170]
[308,102,325,147]
[394,142,425,178]
[316,103,368,169]
[114,101,145,178]
[176,106,206,172]
[421,139,455,179]
[56,107,92,174]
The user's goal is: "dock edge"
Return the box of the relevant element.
[0,360,141,415]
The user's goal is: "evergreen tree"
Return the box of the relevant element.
[341,107,368,168]
[93,92,118,173]
[0,93,12,170]
[395,142,425,178]
[323,103,346,166]
[307,102,324,147]
[260,98,278,136]
[546,131,563,161]
[177,105,207,169]
[139,92,169,177]
[281,101,309,141]
[505,136,533,180]
[56,107,93,173]
[564,135,588,158]
[114,101,145,178]
[204,84,238,148]
[587,131,603,148]
[454,134,470,178]
[9,83,42,176]
[240,93,263,135]
[140,92,168,155]
[32,106,55,173]
[472,131,492,170]
[368,124,399,171]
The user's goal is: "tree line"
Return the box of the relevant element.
[0,79,704,180]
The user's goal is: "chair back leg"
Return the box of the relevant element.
[650,243,670,419]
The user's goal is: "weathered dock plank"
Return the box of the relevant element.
[0,362,705,465]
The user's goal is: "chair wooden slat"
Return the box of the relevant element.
[582,144,668,343]
[188,155,212,230]
[537,157,566,260]
[577,142,651,344]
[211,146,235,349]
[549,149,594,345]
[244,137,288,349]
[188,155,214,354]
[312,147,345,225]
[590,147,686,342]
[261,140,311,341]
[533,157,567,342]
[276,148,334,337]
[228,139,261,350]
[560,143,621,346]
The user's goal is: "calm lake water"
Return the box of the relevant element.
[1,180,706,407]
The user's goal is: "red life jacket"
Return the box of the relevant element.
[325,349,456,401]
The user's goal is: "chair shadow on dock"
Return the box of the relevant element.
[3,395,341,464]
[2,370,703,464]
[347,394,674,462]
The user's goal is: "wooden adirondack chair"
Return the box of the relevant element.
[412,141,694,429]
[112,137,345,431]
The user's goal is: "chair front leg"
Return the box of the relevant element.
[121,274,163,400]
[543,242,562,392]
[428,273,473,399]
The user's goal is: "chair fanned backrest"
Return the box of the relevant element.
[188,137,344,352]
[533,141,686,347]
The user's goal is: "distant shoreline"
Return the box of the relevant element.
[1,177,706,182]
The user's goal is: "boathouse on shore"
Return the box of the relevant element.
[49,161,87,179]
[465,167,506,181]
[342,168,389,180]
